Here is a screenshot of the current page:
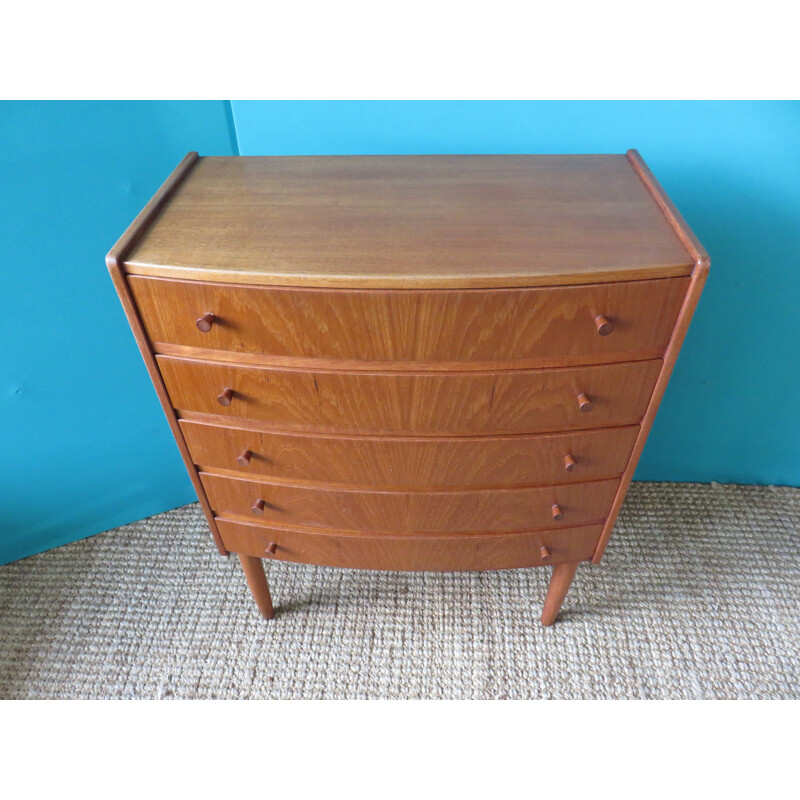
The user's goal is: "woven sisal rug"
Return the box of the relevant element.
[1,482,798,699]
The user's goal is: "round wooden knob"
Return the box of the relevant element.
[564,453,577,473]
[577,392,593,413]
[265,542,278,555]
[595,314,613,336]
[551,503,564,521]
[237,449,252,466]
[252,499,266,514]
[218,387,234,406]
[540,545,552,561]
[196,312,215,332]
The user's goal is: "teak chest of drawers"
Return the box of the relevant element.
[107,151,708,625]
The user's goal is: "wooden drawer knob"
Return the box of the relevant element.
[564,453,577,472]
[218,387,234,406]
[265,542,278,556]
[252,499,266,514]
[540,545,552,561]
[551,503,564,521]
[595,314,613,336]
[577,392,593,413]
[196,312,216,332]
[237,449,252,466]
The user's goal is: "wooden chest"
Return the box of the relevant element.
[107,151,708,625]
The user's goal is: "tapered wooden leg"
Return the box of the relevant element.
[541,561,580,626]
[238,554,275,620]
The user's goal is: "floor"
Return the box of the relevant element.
[1,482,798,699]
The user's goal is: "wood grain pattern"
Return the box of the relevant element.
[159,356,662,436]
[592,261,709,563]
[129,275,689,369]
[217,518,604,572]
[200,472,619,534]
[122,155,694,289]
[180,419,640,489]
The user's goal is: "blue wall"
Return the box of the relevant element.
[232,101,800,486]
[0,101,238,563]
[2,101,798,564]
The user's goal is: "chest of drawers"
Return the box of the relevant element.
[107,151,708,625]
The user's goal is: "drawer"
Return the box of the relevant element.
[181,420,639,488]
[130,276,689,368]
[159,356,661,435]
[201,472,618,533]
[216,518,604,571]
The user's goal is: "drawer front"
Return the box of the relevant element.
[203,472,618,533]
[159,356,661,435]
[181,420,639,488]
[131,276,688,367]
[216,518,604,571]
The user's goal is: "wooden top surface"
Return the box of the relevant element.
[119,153,697,288]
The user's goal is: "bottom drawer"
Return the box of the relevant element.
[217,518,603,572]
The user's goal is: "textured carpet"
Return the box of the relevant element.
[1,482,798,699]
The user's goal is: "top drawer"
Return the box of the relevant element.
[129,276,688,368]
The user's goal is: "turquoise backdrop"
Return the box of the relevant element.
[2,101,798,564]
[0,101,238,563]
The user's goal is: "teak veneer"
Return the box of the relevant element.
[199,472,619,533]
[129,274,688,369]
[216,518,606,573]
[179,419,640,489]
[108,151,708,626]
[157,356,662,436]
